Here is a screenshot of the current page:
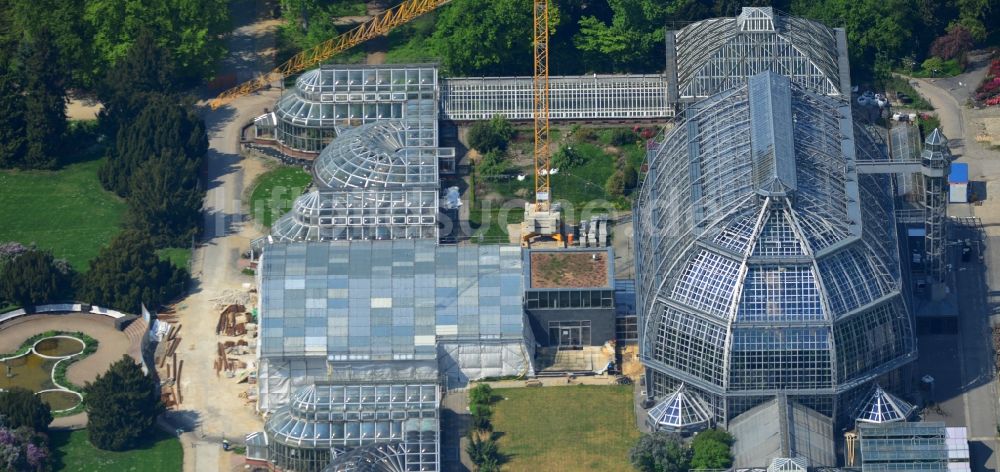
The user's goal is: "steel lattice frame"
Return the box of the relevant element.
[671,7,844,100]
[634,73,915,426]
[268,112,446,243]
[440,75,672,121]
[265,65,444,155]
[265,382,440,472]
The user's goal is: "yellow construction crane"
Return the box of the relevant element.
[209,0,451,110]
[521,0,561,245]
[532,0,550,210]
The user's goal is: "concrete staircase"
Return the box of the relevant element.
[122,317,149,362]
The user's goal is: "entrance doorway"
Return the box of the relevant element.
[548,320,591,350]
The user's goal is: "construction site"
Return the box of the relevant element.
[151,1,1000,470]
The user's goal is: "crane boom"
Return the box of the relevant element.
[532,0,550,209]
[210,0,451,110]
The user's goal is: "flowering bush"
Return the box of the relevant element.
[0,426,49,471]
[976,60,1000,105]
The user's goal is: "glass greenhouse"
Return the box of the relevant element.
[666,7,848,101]
[264,383,439,472]
[271,121,442,243]
[252,240,533,471]
[634,71,915,428]
[262,65,443,155]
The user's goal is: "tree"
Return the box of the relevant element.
[0,388,52,432]
[97,30,178,135]
[19,28,67,170]
[100,95,208,197]
[84,0,228,84]
[574,0,677,73]
[125,150,204,248]
[0,248,75,307]
[690,429,734,469]
[930,24,974,61]
[84,355,164,451]
[432,0,538,76]
[629,431,690,472]
[79,230,188,312]
[0,55,26,169]
[7,0,92,88]
[467,116,513,153]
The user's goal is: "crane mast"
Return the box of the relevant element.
[532,0,550,209]
[520,0,561,245]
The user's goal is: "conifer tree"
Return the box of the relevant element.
[79,230,188,312]
[100,95,207,197]
[0,248,74,307]
[0,55,26,168]
[126,150,204,248]
[84,355,163,451]
[0,387,52,432]
[19,28,67,169]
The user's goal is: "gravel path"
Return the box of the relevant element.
[0,313,131,386]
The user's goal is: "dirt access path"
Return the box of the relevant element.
[164,0,281,471]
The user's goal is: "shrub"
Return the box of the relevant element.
[552,145,585,169]
[469,384,495,407]
[690,428,734,469]
[468,115,513,153]
[609,128,637,146]
[466,433,500,469]
[476,150,512,181]
[606,171,626,197]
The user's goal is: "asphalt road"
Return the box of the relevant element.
[913,65,1000,471]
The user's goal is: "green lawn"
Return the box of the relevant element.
[49,428,183,472]
[0,158,125,271]
[491,385,641,471]
[156,247,192,270]
[248,166,313,228]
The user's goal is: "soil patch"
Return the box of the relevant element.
[530,251,609,288]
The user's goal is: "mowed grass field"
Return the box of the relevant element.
[49,428,182,472]
[248,166,312,228]
[492,385,641,471]
[0,158,125,270]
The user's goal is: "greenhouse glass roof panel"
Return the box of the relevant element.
[259,241,524,360]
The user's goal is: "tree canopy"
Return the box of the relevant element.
[79,230,188,312]
[0,388,53,433]
[100,94,208,198]
[0,248,75,307]
[16,28,67,170]
[83,0,228,84]
[432,0,538,76]
[125,150,205,248]
[629,432,690,472]
[690,429,734,469]
[0,55,27,169]
[84,355,164,451]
